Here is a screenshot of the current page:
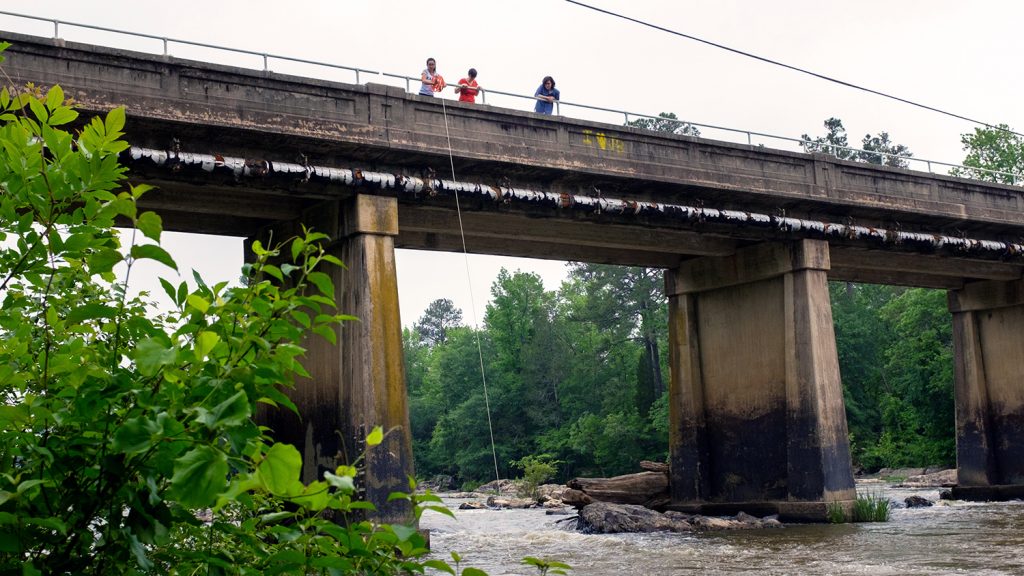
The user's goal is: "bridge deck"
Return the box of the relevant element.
[3,31,1023,288]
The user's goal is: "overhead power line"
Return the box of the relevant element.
[564,0,1024,138]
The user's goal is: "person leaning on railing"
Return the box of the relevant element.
[534,76,559,114]
[419,57,446,96]
[455,68,481,103]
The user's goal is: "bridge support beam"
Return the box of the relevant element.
[248,195,414,523]
[948,278,1024,501]
[665,240,855,521]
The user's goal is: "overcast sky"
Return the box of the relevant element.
[4,1,1022,326]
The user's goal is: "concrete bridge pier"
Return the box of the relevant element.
[248,195,414,523]
[949,279,1024,501]
[665,240,856,521]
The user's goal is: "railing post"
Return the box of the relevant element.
[405,78,410,93]
[53,20,59,38]
[624,112,630,124]
[162,38,168,56]
[555,101,561,116]
[262,54,269,72]
[355,70,361,84]
[747,132,752,146]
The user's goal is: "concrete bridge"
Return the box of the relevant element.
[5,31,1023,520]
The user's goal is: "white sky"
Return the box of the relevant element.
[5,1,1023,326]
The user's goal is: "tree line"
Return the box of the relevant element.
[407,115,1024,488]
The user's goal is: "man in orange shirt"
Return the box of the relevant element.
[455,68,481,103]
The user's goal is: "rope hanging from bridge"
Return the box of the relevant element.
[439,97,505,493]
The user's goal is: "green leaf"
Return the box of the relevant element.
[186,294,210,314]
[257,443,303,496]
[366,426,384,447]
[0,405,29,427]
[312,324,337,345]
[169,446,228,508]
[290,238,304,262]
[16,479,46,495]
[131,183,154,199]
[45,85,64,110]
[25,516,67,535]
[263,264,283,282]
[423,560,456,575]
[461,568,489,576]
[195,390,251,429]
[291,480,330,511]
[112,416,159,455]
[289,309,310,328]
[194,330,220,360]
[87,248,123,275]
[131,244,177,271]
[323,471,354,492]
[107,196,136,219]
[67,303,118,324]
[391,524,417,542]
[307,271,335,298]
[48,107,78,126]
[159,278,178,305]
[134,338,177,377]
[136,211,163,242]
[105,106,126,134]
[28,97,48,122]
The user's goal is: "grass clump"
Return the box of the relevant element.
[827,492,891,523]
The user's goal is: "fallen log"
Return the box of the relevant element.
[639,460,669,473]
[566,471,668,507]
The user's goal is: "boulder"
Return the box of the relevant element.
[459,501,488,510]
[418,474,457,493]
[735,511,783,529]
[561,488,594,508]
[904,495,934,508]
[486,495,535,509]
[537,483,569,501]
[542,498,565,508]
[691,516,742,531]
[577,502,691,534]
[900,469,957,488]
[448,491,485,499]
[476,479,518,494]
[576,502,783,534]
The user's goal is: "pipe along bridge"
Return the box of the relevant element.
[5,31,1024,521]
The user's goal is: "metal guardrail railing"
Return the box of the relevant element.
[1,9,1021,186]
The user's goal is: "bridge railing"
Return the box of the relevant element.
[1,10,1020,186]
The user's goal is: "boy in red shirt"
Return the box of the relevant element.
[455,68,481,103]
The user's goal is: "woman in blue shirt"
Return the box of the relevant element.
[534,76,559,114]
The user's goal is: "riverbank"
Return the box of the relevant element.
[421,478,1024,575]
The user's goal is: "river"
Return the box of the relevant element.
[421,484,1024,575]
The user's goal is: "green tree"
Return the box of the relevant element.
[802,117,913,167]
[0,49,461,575]
[626,111,701,137]
[949,123,1024,184]
[567,264,667,415]
[801,117,857,160]
[414,297,463,346]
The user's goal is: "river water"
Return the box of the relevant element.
[421,484,1024,575]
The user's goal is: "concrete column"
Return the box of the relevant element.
[248,195,414,523]
[948,279,1024,501]
[665,240,855,520]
